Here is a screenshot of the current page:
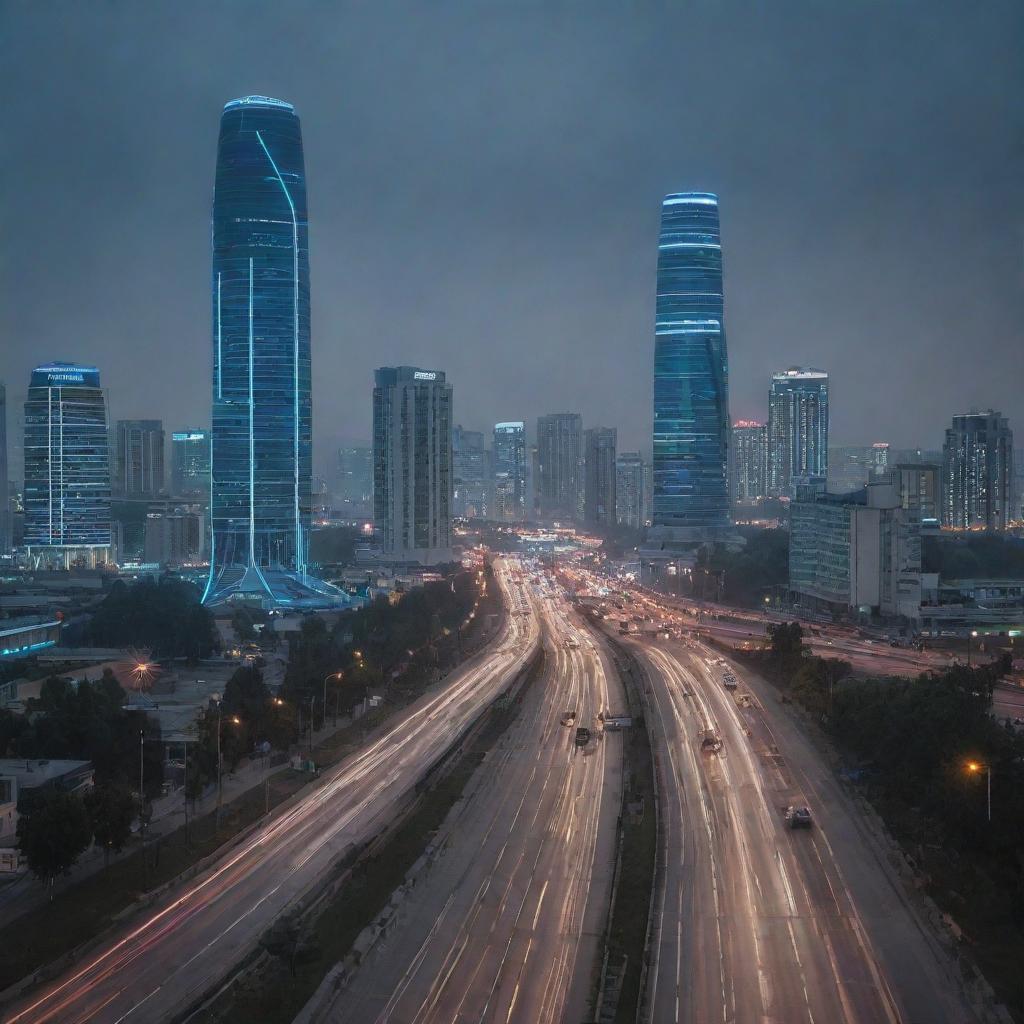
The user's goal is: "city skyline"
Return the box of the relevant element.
[4,2,1022,477]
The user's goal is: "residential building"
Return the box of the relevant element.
[869,442,890,477]
[170,429,210,497]
[337,445,373,517]
[942,411,1013,531]
[537,412,583,520]
[768,368,829,496]
[893,463,941,527]
[114,419,164,497]
[730,420,767,503]
[23,362,111,565]
[144,504,206,566]
[451,427,489,519]
[584,427,617,527]
[204,97,344,608]
[492,422,526,521]
[652,192,730,537]
[615,452,645,530]
[789,475,921,620]
[373,366,453,564]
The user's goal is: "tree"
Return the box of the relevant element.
[767,621,804,661]
[17,791,93,896]
[84,783,136,867]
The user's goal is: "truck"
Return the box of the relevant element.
[575,726,592,748]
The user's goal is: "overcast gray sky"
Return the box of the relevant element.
[2,1,1023,479]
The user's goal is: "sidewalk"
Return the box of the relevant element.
[0,711,358,922]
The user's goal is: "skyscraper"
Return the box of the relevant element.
[942,411,1013,530]
[536,413,583,520]
[115,419,164,496]
[492,422,526,521]
[730,420,768,503]
[452,426,489,519]
[170,429,210,496]
[373,367,453,564]
[204,96,325,606]
[0,382,9,556]
[767,367,829,496]
[23,362,111,563]
[652,192,730,535]
[337,445,373,517]
[584,427,617,527]
[615,452,646,530]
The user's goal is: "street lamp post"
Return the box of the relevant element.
[967,761,992,822]
[968,630,978,666]
[323,671,343,728]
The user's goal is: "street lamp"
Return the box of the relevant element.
[968,630,979,666]
[966,760,992,822]
[323,671,343,727]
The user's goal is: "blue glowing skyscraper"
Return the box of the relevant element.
[204,97,340,607]
[652,192,730,536]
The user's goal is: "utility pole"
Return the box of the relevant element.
[215,702,223,829]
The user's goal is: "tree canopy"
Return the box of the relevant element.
[17,791,93,890]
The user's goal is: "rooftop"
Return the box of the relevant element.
[223,95,294,112]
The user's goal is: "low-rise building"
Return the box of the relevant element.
[789,476,921,621]
[918,576,1024,636]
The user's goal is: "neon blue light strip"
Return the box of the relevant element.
[248,256,256,568]
[216,272,222,399]
[663,195,718,206]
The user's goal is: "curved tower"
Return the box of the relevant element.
[204,96,314,605]
[652,192,730,535]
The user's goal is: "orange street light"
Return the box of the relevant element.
[965,760,991,821]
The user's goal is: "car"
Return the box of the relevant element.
[784,805,813,829]
[700,729,723,754]
[560,710,577,726]
[575,726,592,748]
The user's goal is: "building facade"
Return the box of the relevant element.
[652,192,730,535]
[337,445,373,517]
[373,366,453,564]
[23,362,111,562]
[170,429,210,497]
[729,420,767,503]
[893,463,941,526]
[205,96,317,605]
[768,368,829,496]
[584,427,617,527]
[789,476,921,620]
[942,411,1013,531]
[452,426,489,520]
[537,412,583,520]
[615,451,646,530]
[0,382,9,557]
[114,419,164,497]
[144,504,206,566]
[492,422,526,521]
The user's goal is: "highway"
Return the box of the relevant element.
[632,636,973,1024]
[321,581,623,1024]
[2,560,540,1024]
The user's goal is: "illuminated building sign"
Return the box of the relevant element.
[413,371,437,381]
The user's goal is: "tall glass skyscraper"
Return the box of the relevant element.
[767,367,829,496]
[652,192,730,534]
[23,362,111,563]
[170,429,210,497]
[493,422,527,521]
[204,97,340,607]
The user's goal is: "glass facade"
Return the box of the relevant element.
[536,413,583,519]
[115,419,164,496]
[170,430,210,496]
[206,96,312,601]
[653,193,730,530]
[492,422,526,521]
[767,367,829,496]
[23,362,111,550]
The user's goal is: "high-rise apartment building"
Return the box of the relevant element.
[492,422,526,521]
[0,382,9,556]
[942,411,1013,530]
[115,420,164,496]
[584,427,617,527]
[204,97,334,607]
[537,413,583,520]
[652,192,731,535]
[767,367,829,496]
[869,442,890,477]
[373,367,453,564]
[615,452,646,530]
[170,430,210,497]
[337,445,373,516]
[23,362,111,562]
[893,463,941,526]
[452,427,489,519]
[144,504,206,566]
[730,420,767,503]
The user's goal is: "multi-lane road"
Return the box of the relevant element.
[3,561,540,1024]
[321,583,623,1024]
[631,635,974,1024]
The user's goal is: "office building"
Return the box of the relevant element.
[0,383,9,556]
[170,429,210,497]
[337,445,373,517]
[451,427,490,520]
[492,422,526,521]
[114,420,164,497]
[790,476,921,620]
[730,420,767,503]
[768,368,829,496]
[652,192,730,536]
[869,442,889,477]
[584,427,617,527]
[537,413,583,520]
[204,97,343,607]
[373,366,453,564]
[615,452,646,530]
[942,411,1013,531]
[23,362,111,564]
[144,504,206,566]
